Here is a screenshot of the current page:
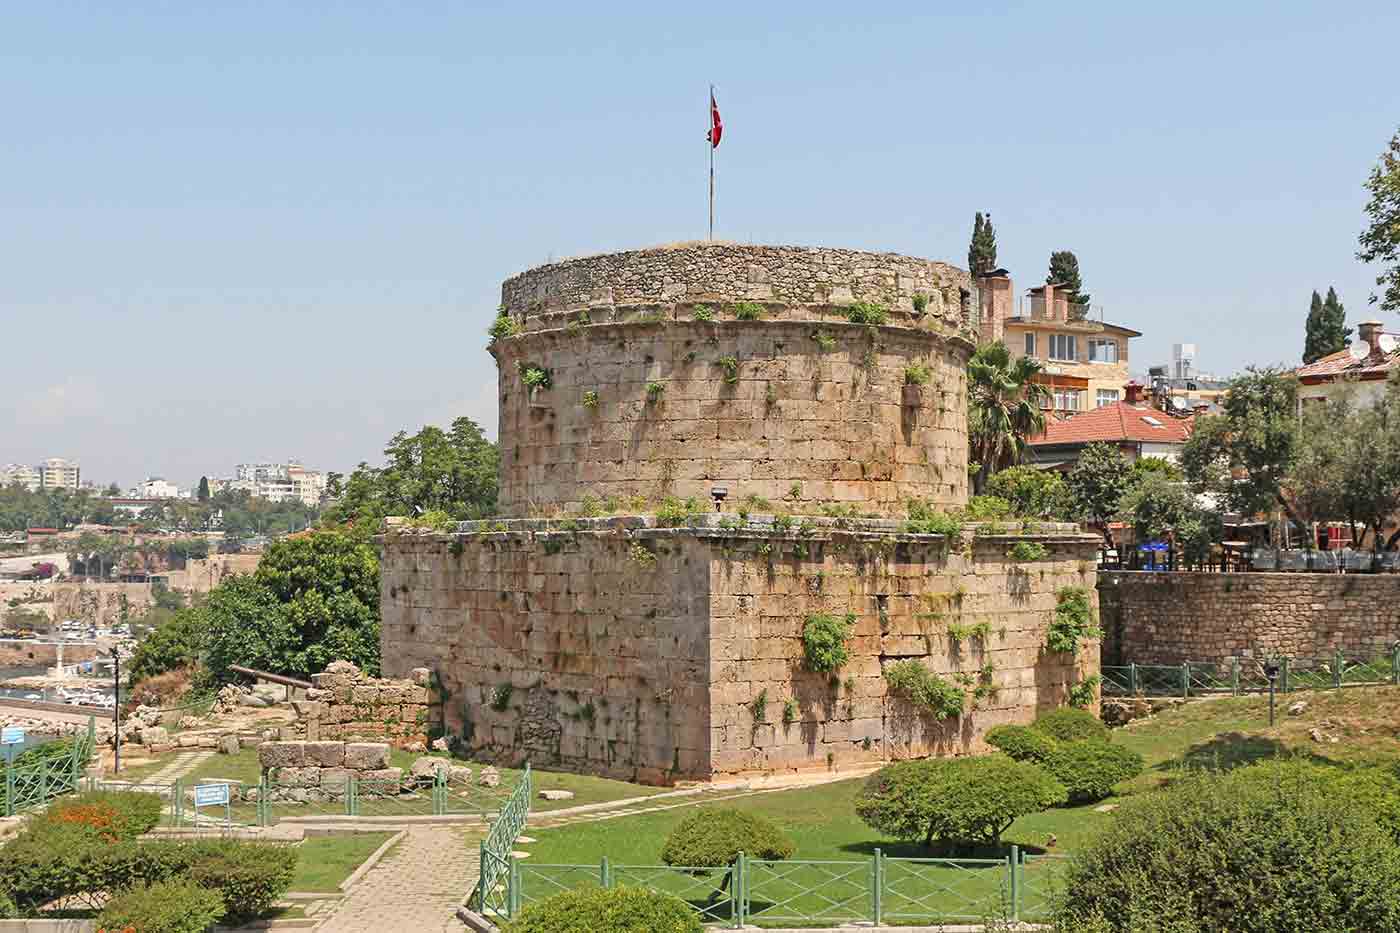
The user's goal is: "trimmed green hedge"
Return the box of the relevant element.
[660,809,795,867]
[1043,741,1144,803]
[984,724,1058,763]
[0,823,295,919]
[97,878,226,933]
[45,789,163,841]
[502,886,702,933]
[1032,707,1109,743]
[1054,760,1400,932]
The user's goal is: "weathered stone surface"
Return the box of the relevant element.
[140,726,169,747]
[409,756,449,782]
[304,741,347,768]
[218,735,241,756]
[478,767,500,788]
[344,742,390,771]
[258,741,305,769]
[538,789,574,802]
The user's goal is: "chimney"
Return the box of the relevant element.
[1359,320,1384,357]
[977,269,1012,343]
[1123,381,1145,405]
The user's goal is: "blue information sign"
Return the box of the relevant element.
[0,727,24,746]
[194,783,231,807]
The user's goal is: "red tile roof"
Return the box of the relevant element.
[1028,402,1195,447]
[1293,340,1399,382]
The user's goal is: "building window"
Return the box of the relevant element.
[1096,389,1120,407]
[1049,334,1077,361]
[1024,332,1036,357]
[1053,389,1083,411]
[1089,339,1119,363]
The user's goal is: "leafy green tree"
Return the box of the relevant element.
[197,477,210,503]
[1302,289,1328,363]
[127,606,208,685]
[985,466,1070,519]
[203,528,380,681]
[1047,250,1090,310]
[321,417,499,529]
[1180,368,1303,529]
[967,212,997,276]
[967,342,1051,494]
[1118,473,1190,542]
[1065,443,1131,544]
[1358,126,1400,312]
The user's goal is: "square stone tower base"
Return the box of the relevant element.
[379,516,1100,785]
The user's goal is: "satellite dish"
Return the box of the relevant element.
[1380,334,1399,355]
[1348,342,1369,361]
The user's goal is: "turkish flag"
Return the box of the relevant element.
[708,92,722,148]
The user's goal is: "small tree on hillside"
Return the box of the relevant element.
[1303,289,1328,363]
[967,212,998,276]
[197,476,210,503]
[1065,443,1131,545]
[1047,251,1090,311]
[1358,126,1400,312]
[1322,287,1352,355]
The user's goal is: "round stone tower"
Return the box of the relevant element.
[489,242,975,517]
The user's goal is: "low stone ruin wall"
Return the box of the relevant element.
[290,661,434,749]
[258,740,402,800]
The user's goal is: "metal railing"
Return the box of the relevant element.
[501,846,1068,927]
[1103,647,1400,699]
[475,763,533,917]
[1,718,95,817]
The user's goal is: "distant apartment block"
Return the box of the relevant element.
[137,477,187,499]
[977,271,1140,413]
[1,464,42,491]
[224,460,327,507]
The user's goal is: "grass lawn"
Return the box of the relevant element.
[108,754,176,783]
[290,832,397,892]
[516,686,1400,924]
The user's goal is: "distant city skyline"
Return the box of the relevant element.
[3,2,1396,485]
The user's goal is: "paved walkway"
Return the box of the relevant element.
[127,750,214,785]
[315,825,482,933]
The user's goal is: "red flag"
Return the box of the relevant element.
[708,91,722,148]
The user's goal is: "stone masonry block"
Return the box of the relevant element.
[344,742,391,770]
[258,742,305,769]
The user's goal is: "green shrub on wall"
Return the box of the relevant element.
[503,886,703,933]
[1045,587,1101,654]
[802,612,855,672]
[883,661,965,719]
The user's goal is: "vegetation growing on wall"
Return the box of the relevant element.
[1045,587,1101,654]
[802,612,855,672]
[883,660,965,719]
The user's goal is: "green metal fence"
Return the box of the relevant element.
[1103,646,1400,699]
[474,763,533,917]
[1,718,96,817]
[502,846,1069,927]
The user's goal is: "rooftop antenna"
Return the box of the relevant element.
[1379,334,1398,355]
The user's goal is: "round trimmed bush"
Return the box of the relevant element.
[984,724,1058,763]
[501,886,702,933]
[1043,741,1144,803]
[854,755,1066,850]
[1053,760,1400,932]
[185,839,298,920]
[1032,707,1109,743]
[96,878,225,933]
[660,808,794,867]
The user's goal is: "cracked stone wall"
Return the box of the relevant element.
[379,519,1100,784]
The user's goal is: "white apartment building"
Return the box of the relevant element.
[138,477,187,499]
[1,464,42,491]
[40,458,81,490]
[227,460,327,507]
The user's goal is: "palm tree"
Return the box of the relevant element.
[967,341,1051,494]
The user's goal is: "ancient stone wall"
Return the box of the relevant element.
[1099,571,1400,664]
[257,740,403,800]
[290,661,433,750]
[490,244,975,517]
[501,243,971,321]
[52,582,156,629]
[179,553,263,594]
[379,518,1100,784]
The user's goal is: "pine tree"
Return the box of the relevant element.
[197,476,210,503]
[1303,290,1327,363]
[1322,287,1352,355]
[967,212,997,276]
[1047,251,1090,311]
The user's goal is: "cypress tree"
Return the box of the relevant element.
[1322,287,1352,355]
[1047,251,1090,311]
[967,212,997,276]
[1303,290,1327,363]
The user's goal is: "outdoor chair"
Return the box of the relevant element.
[1250,548,1277,571]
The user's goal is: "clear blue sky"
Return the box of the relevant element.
[3,1,1396,487]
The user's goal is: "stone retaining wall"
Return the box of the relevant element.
[381,517,1101,784]
[258,740,401,799]
[1098,570,1400,664]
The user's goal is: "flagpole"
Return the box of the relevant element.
[708,83,715,241]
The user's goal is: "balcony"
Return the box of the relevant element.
[1016,296,1104,324]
